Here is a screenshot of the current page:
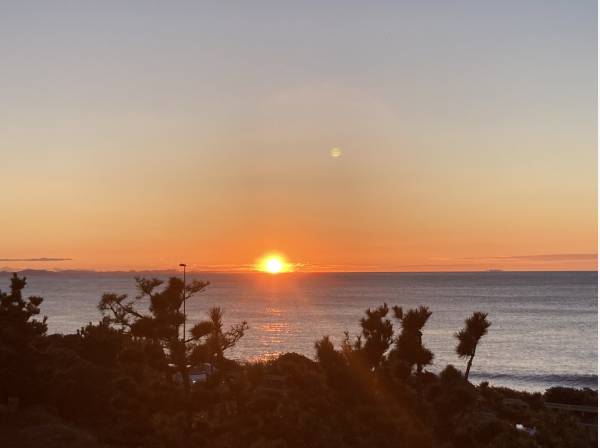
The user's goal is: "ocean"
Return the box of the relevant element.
[1,270,597,392]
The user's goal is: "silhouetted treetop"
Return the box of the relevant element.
[390,305,434,377]
[455,311,491,380]
[0,273,47,341]
[359,303,394,370]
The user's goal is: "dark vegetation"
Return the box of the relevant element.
[0,274,596,447]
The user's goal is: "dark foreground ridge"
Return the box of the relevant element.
[0,274,597,447]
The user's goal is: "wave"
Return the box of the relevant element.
[469,371,598,389]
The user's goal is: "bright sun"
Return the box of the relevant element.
[266,258,283,274]
[257,254,291,274]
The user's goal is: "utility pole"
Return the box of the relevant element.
[178,263,191,445]
[179,263,187,341]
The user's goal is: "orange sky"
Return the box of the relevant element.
[1,3,597,272]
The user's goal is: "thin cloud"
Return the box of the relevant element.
[0,257,72,262]
[459,254,597,262]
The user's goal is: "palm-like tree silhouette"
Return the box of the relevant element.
[455,312,491,380]
[392,305,434,376]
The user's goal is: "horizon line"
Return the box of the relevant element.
[1,268,597,275]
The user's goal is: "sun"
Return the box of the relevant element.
[266,258,283,274]
[257,254,292,274]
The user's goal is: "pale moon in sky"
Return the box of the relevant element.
[330,147,342,158]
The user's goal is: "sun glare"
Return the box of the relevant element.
[266,258,283,273]
[257,254,292,274]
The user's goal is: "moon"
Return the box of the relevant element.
[330,147,342,158]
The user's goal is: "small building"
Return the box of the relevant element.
[172,363,217,384]
[190,363,217,384]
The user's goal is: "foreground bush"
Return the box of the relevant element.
[0,275,595,447]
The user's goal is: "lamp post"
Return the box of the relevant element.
[179,263,187,341]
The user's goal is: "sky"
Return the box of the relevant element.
[0,1,597,272]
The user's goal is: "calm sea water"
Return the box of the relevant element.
[1,271,597,392]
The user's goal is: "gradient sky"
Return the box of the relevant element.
[1,1,597,271]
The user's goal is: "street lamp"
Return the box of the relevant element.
[179,263,187,341]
